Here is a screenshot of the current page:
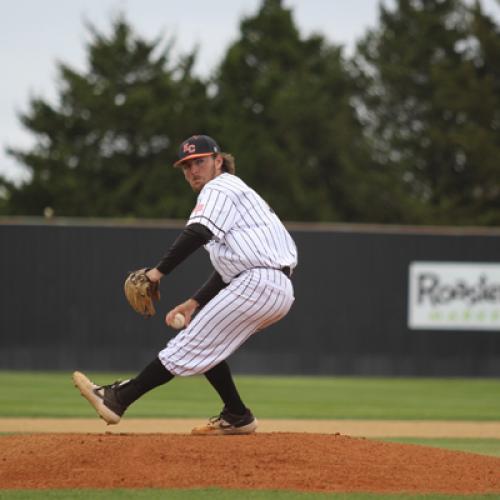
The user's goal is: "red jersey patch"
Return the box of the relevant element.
[193,203,204,214]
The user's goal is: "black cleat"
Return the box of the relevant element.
[191,407,257,435]
[72,371,127,425]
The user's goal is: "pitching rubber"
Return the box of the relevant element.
[72,371,121,425]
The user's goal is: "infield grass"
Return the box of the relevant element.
[0,490,499,499]
[2,371,500,458]
[1,371,499,420]
[382,437,500,457]
[1,374,500,498]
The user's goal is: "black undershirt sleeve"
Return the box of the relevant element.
[192,270,227,308]
[155,223,213,276]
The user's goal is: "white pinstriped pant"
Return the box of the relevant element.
[159,268,294,376]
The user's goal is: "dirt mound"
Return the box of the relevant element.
[1,433,499,493]
[3,418,500,437]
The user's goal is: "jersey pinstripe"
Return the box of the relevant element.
[159,172,297,376]
[160,268,294,375]
[187,173,298,283]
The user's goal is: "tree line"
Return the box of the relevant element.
[1,0,499,225]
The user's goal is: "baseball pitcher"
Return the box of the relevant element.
[73,134,298,435]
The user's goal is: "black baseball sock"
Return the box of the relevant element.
[204,360,247,415]
[115,357,174,407]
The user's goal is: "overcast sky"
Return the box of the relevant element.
[1,0,499,183]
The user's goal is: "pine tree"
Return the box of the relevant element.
[211,0,375,222]
[3,16,209,218]
[353,0,500,224]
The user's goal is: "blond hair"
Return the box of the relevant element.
[220,153,236,174]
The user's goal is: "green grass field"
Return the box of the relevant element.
[1,371,499,420]
[1,372,500,500]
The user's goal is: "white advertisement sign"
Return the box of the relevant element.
[408,262,500,330]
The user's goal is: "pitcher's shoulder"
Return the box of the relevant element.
[209,173,247,193]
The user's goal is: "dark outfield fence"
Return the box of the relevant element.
[1,218,499,376]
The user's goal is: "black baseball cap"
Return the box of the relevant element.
[174,135,221,167]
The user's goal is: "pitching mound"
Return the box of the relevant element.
[1,433,500,493]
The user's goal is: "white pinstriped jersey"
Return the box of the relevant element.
[159,172,297,376]
[160,267,294,375]
[186,173,298,283]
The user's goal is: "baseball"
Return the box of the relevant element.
[171,312,186,329]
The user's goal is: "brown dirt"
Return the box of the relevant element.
[3,418,500,437]
[1,432,500,493]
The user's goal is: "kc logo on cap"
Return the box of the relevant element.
[175,135,221,167]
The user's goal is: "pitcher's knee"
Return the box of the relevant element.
[159,355,211,377]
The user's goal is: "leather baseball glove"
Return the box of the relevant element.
[124,268,160,317]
